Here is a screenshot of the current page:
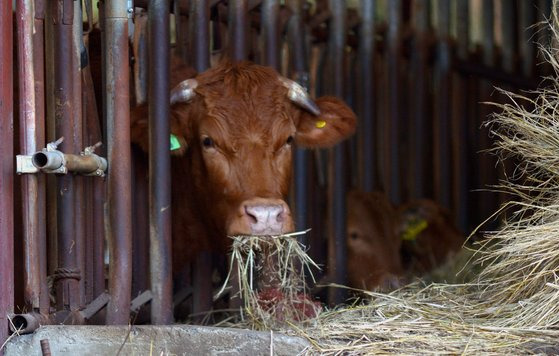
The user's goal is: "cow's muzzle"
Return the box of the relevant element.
[228,198,294,236]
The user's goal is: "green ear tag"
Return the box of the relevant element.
[170,134,181,151]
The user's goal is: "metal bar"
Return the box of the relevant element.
[228,0,249,60]
[262,0,280,69]
[149,0,173,325]
[327,0,347,305]
[519,0,536,76]
[16,0,41,312]
[433,0,451,209]
[358,0,376,192]
[0,0,14,349]
[189,0,212,320]
[72,0,86,309]
[34,0,49,317]
[105,0,133,325]
[190,0,210,72]
[52,0,80,312]
[452,0,469,233]
[386,0,401,204]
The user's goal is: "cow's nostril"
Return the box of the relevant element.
[245,206,258,224]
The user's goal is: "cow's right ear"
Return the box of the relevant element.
[130,104,189,156]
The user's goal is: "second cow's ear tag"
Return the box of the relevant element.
[170,134,181,151]
[315,120,327,128]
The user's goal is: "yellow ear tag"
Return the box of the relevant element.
[315,120,327,129]
[402,219,428,241]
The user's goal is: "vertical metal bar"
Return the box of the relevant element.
[287,0,310,236]
[190,0,210,72]
[452,0,470,233]
[72,0,86,309]
[149,0,173,325]
[105,0,133,325]
[262,0,280,69]
[189,0,212,321]
[519,0,535,77]
[34,0,49,315]
[358,0,376,193]
[327,0,347,305]
[386,0,401,204]
[52,0,80,312]
[228,0,249,60]
[16,0,40,311]
[433,0,451,209]
[0,0,14,349]
[409,0,428,199]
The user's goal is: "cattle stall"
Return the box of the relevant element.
[0,0,552,350]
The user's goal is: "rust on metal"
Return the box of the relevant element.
[0,0,14,349]
[105,0,133,325]
[149,0,173,325]
[16,0,41,312]
[40,339,52,356]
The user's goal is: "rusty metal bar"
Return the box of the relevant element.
[433,0,451,209]
[262,0,280,69]
[40,339,51,356]
[386,0,402,204]
[327,0,347,305]
[105,0,133,325]
[358,0,376,192]
[149,0,173,325]
[16,0,41,312]
[72,0,86,309]
[228,0,249,60]
[34,0,49,317]
[0,0,14,349]
[189,0,212,321]
[190,0,210,72]
[51,0,80,313]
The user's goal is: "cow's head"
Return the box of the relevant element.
[346,191,403,291]
[131,61,356,238]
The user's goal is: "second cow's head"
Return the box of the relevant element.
[132,61,356,237]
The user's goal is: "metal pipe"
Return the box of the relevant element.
[262,0,279,69]
[32,150,107,175]
[52,0,81,313]
[105,0,133,325]
[40,339,52,356]
[189,0,212,320]
[0,0,14,349]
[16,0,41,312]
[189,0,210,72]
[358,0,376,193]
[149,0,173,325]
[327,0,347,305]
[228,0,249,61]
[34,0,50,317]
[8,312,50,334]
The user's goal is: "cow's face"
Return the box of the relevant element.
[346,191,403,291]
[132,61,356,238]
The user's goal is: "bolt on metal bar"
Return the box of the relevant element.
[0,0,14,350]
[105,0,133,325]
[327,0,348,305]
[16,0,41,312]
[149,0,173,325]
[51,0,81,313]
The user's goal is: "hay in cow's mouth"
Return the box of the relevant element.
[217,229,322,329]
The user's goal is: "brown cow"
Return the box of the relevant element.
[396,199,464,275]
[346,191,404,291]
[130,60,357,277]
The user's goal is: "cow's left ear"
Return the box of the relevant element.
[295,96,357,148]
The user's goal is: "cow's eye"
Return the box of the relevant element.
[286,135,294,146]
[202,136,214,149]
[350,232,359,240]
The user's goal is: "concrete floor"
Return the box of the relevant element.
[4,324,310,355]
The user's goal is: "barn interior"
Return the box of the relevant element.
[1,0,558,354]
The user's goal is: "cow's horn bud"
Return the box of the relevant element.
[279,77,321,116]
[170,79,198,104]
